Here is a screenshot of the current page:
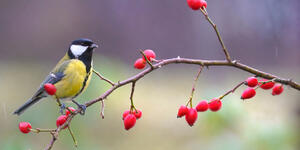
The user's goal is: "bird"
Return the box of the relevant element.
[13,38,98,115]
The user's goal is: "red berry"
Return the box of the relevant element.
[133,109,142,119]
[187,0,201,10]
[196,100,209,112]
[65,107,76,116]
[208,98,222,112]
[123,114,136,130]
[185,108,198,126]
[134,58,146,69]
[241,88,256,100]
[56,115,68,129]
[200,0,207,8]
[177,105,189,118]
[122,110,130,120]
[245,77,258,87]
[272,84,284,95]
[19,122,32,134]
[44,83,56,95]
[143,49,156,61]
[259,79,275,90]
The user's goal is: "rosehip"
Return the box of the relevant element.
[133,109,142,119]
[177,105,189,118]
[196,100,208,112]
[134,58,146,69]
[208,98,222,112]
[272,84,284,95]
[185,108,198,126]
[241,88,256,100]
[245,77,258,87]
[143,49,156,61]
[65,107,76,116]
[44,83,56,95]
[124,114,136,130]
[187,0,201,10]
[259,79,275,90]
[122,110,130,120]
[200,0,207,8]
[19,122,32,134]
[56,115,68,129]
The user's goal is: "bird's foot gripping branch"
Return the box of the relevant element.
[17,1,299,150]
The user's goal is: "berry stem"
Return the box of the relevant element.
[30,128,56,133]
[140,50,154,69]
[200,8,231,62]
[93,69,115,86]
[129,82,137,112]
[67,126,78,147]
[218,81,245,100]
[186,66,204,108]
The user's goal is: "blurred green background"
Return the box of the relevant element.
[0,0,300,150]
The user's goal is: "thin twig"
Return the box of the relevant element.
[93,69,115,86]
[219,81,245,100]
[200,8,231,62]
[186,65,204,107]
[129,82,137,111]
[67,126,77,147]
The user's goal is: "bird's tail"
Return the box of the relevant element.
[13,94,45,115]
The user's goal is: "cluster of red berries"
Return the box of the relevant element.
[122,109,142,130]
[177,98,222,126]
[56,107,76,129]
[187,0,207,10]
[242,77,284,100]
[19,107,76,134]
[134,49,156,69]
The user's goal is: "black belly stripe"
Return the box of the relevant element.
[73,71,91,98]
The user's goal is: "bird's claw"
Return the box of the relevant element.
[72,100,86,115]
[60,103,66,115]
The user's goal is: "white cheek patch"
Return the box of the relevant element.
[70,45,88,57]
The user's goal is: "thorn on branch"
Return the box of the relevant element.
[100,100,105,119]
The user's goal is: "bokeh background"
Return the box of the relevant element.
[0,0,299,150]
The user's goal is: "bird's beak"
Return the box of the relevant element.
[90,43,98,49]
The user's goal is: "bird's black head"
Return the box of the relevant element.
[68,38,98,59]
[68,38,98,72]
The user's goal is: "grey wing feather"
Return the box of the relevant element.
[13,72,65,115]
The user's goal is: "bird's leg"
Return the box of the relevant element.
[71,100,86,115]
[55,95,66,115]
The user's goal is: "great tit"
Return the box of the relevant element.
[13,38,98,115]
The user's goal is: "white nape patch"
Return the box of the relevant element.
[70,45,88,57]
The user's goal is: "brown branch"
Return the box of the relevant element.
[45,132,57,150]
[43,6,300,149]
[93,69,115,86]
[200,8,232,62]
[45,57,299,149]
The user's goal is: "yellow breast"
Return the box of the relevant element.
[54,59,90,99]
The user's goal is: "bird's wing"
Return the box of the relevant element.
[13,69,65,115]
